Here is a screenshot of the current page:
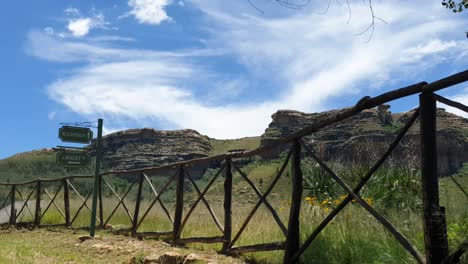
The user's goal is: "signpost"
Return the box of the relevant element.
[56,119,103,237]
[59,126,93,144]
[90,119,103,237]
[56,150,91,167]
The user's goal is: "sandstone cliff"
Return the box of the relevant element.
[91,128,213,173]
[261,107,468,176]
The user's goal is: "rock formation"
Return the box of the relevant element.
[261,107,468,176]
[89,128,213,177]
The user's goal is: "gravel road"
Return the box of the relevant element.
[0,201,34,224]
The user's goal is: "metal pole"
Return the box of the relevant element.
[90,118,103,237]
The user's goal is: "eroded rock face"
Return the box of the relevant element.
[261,107,468,176]
[90,128,213,174]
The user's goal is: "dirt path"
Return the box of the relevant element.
[0,201,34,224]
[0,228,246,264]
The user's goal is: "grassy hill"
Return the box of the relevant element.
[209,137,261,156]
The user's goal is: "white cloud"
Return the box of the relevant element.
[26,31,222,63]
[67,12,109,37]
[64,7,80,16]
[400,39,461,63]
[68,18,92,37]
[28,0,468,139]
[127,0,173,25]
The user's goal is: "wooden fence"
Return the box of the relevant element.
[1,70,468,264]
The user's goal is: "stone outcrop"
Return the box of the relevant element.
[261,107,468,176]
[89,128,213,176]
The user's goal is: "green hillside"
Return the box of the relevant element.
[209,136,261,155]
[0,149,92,183]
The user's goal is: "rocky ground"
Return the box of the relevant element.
[0,228,245,264]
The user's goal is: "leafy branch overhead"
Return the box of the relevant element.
[442,0,468,12]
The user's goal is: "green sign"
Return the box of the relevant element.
[56,150,91,168]
[59,126,93,143]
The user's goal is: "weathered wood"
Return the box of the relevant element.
[304,142,425,263]
[132,173,144,235]
[177,164,225,238]
[442,241,467,264]
[143,173,173,223]
[103,179,136,225]
[15,188,35,219]
[98,175,104,228]
[222,159,233,252]
[449,176,468,200]
[68,180,93,213]
[185,169,223,233]
[9,185,16,225]
[34,180,41,227]
[39,223,67,228]
[420,92,448,264]
[0,175,93,186]
[63,179,71,226]
[175,236,225,244]
[228,241,286,254]
[173,166,185,241]
[283,140,302,264]
[71,190,94,226]
[233,164,288,237]
[135,170,179,231]
[423,69,468,93]
[42,186,66,220]
[291,108,420,263]
[433,94,468,114]
[0,189,12,215]
[133,231,174,238]
[229,149,292,248]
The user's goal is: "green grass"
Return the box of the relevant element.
[1,152,467,263]
[210,137,261,156]
[17,163,462,263]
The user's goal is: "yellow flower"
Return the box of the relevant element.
[323,207,330,213]
[352,199,357,203]
[364,197,373,206]
[333,199,341,205]
[340,195,348,200]
[320,200,329,207]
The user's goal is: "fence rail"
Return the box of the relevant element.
[1,70,468,264]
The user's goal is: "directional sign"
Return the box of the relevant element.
[56,150,91,168]
[59,126,93,144]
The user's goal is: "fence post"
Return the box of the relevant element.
[173,166,185,242]
[132,173,145,236]
[9,185,16,225]
[419,92,449,264]
[34,180,41,227]
[284,139,303,264]
[98,175,104,228]
[63,179,70,227]
[222,158,233,252]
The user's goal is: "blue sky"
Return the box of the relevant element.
[1,0,467,159]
